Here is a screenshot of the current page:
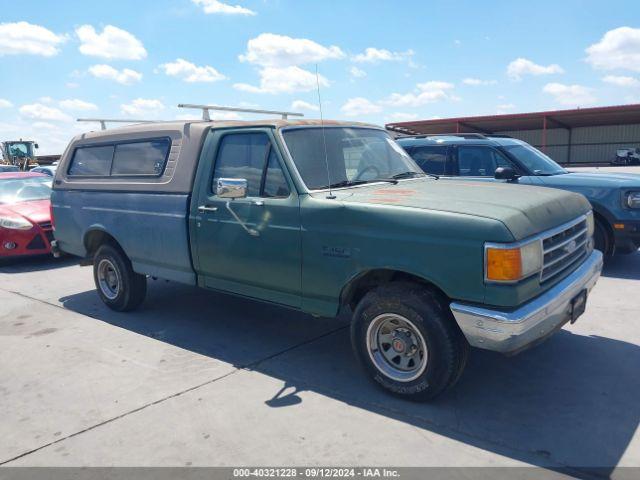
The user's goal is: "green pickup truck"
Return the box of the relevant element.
[51,117,603,400]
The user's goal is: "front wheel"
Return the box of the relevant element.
[351,282,468,401]
[594,218,611,257]
[93,244,147,311]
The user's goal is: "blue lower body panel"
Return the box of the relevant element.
[51,190,196,285]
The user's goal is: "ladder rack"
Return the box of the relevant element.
[177,104,304,121]
[77,118,158,131]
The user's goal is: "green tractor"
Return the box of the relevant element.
[0,139,39,171]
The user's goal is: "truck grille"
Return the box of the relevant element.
[541,217,589,283]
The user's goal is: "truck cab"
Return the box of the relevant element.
[51,116,603,401]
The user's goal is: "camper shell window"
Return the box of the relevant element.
[68,137,171,177]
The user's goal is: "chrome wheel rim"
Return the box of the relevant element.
[97,259,120,300]
[366,313,428,382]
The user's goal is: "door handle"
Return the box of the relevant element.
[198,205,218,213]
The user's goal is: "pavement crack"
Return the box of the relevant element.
[0,288,348,465]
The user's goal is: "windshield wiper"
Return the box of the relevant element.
[392,171,438,180]
[325,179,370,189]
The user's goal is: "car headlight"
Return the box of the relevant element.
[0,215,33,230]
[586,211,595,237]
[485,239,543,283]
[625,192,640,209]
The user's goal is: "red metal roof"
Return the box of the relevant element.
[386,104,640,135]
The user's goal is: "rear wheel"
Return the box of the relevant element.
[351,282,468,401]
[93,244,146,311]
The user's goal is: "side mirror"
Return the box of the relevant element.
[217,178,247,199]
[34,143,39,149]
[494,166,519,182]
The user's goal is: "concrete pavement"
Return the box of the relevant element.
[0,252,638,477]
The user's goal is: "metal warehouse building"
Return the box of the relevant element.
[386,104,640,165]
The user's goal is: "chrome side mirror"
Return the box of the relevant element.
[217,178,247,199]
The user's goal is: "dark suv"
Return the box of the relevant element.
[397,134,640,256]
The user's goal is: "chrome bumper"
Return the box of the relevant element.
[450,250,603,355]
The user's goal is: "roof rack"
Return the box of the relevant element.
[77,118,158,131]
[177,103,304,121]
[405,133,488,139]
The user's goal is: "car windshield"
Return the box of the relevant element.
[502,143,567,176]
[282,127,424,190]
[8,143,32,157]
[0,177,52,204]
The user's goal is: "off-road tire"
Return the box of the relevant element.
[351,282,468,401]
[93,244,146,311]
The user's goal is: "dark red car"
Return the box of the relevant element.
[0,172,54,259]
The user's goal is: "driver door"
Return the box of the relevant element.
[191,129,302,308]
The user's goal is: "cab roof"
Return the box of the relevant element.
[0,172,47,180]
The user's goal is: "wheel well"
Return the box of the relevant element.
[341,269,450,312]
[593,211,615,255]
[83,230,121,259]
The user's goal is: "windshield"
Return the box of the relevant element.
[282,127,423,190]
[502,143,567,176]
[0,177,52,204]
[7,142,32,158]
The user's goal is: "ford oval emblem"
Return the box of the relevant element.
[564,240,578,254]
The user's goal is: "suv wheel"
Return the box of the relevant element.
[594,218,611,256]
[351,282,468,401]
[93,244,147,311]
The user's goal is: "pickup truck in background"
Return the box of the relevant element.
[51,116,603,401]
[398,134,640,256]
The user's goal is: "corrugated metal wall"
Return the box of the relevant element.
[496,123,640,164]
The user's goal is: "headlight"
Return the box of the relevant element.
[485,239,542,283]
[625,192,640,209]
[0,215,33,230]
[586,211,595,237]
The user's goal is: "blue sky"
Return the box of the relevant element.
[1,0,640,153]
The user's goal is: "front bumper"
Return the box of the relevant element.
[450,250,603,355]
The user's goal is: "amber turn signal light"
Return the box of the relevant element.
[486,248,523,282]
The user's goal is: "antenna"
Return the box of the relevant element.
[177,104,304,121]
[315,65,334,199]
[77,118,157,131]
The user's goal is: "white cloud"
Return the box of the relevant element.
[159,58,226,83]
[76,25,147,60]
[386,112,418,122]
[0,99,13,108]
[291,100,319,111]
[349,66,366,78]
[19,103,72,122]
[239,33,344,67]
[234,66,328,94]
[352,47,414,64]
[586,27,640,72]
[496,103,516,114]
[88,64,142,85]
[59,99,98,111]
[0,21,66,57]
[462,77,496,86]
[507,58,564,81]
[602,75,640,87]
[120,98,165,117]
[543,83,597,106]
[192,0,256,15]
[383,81,456,107]
[340,97,382,116]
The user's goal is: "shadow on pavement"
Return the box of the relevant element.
[602,250,640,280]
[0,256,75,274]
[58,280,639,477]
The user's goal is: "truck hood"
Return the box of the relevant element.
[321,179,591,241]
[546,171,640,188]
[0,199,51,225]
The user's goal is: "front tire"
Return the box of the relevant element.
[93,244,147,311]
[594,218,612,257]
[351,282,468,401]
